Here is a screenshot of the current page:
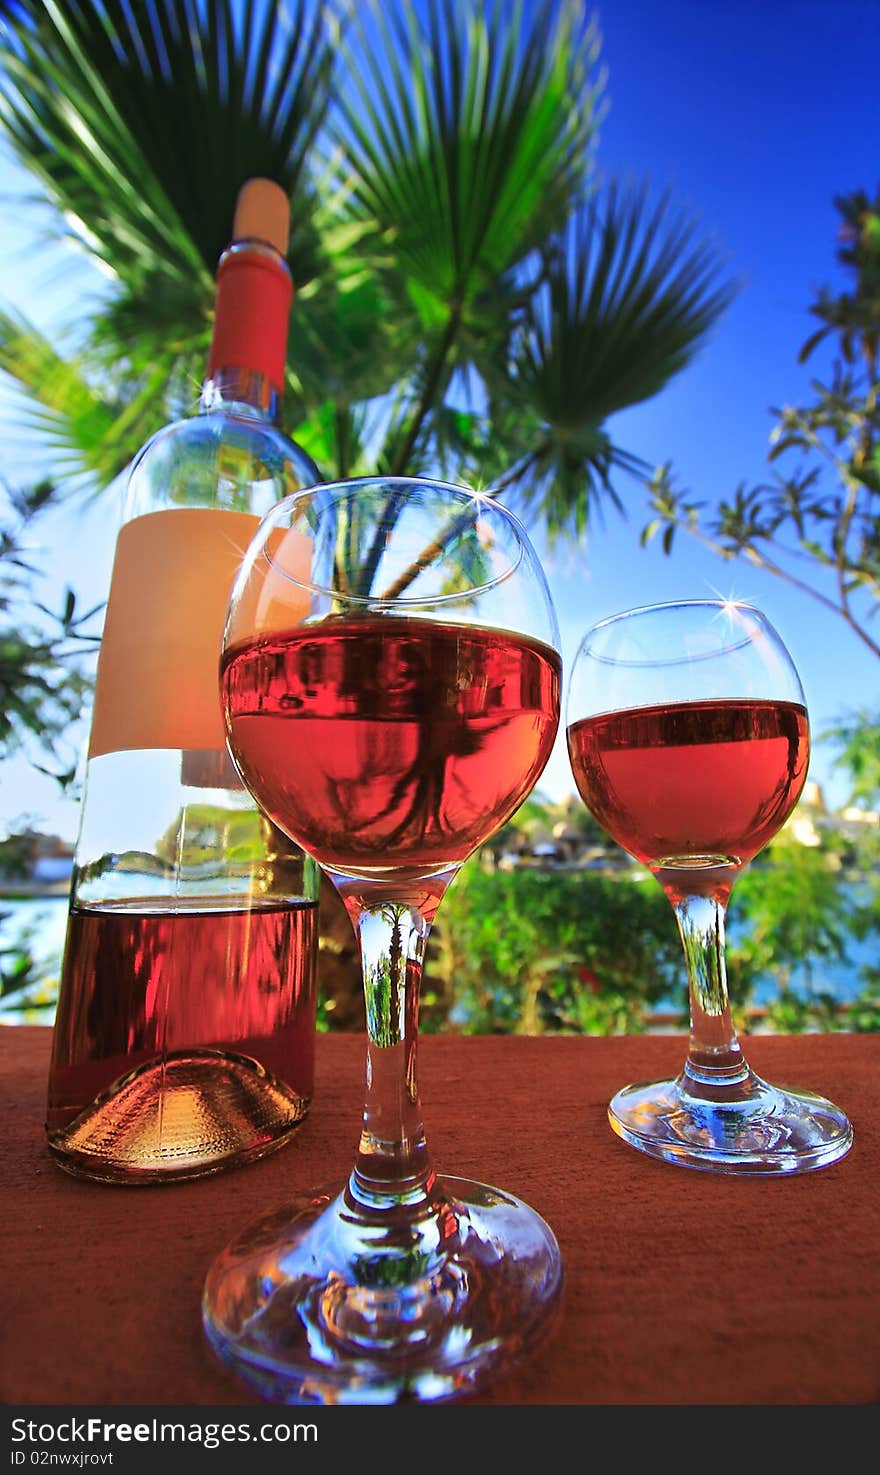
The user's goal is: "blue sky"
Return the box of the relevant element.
[1,0,878,838]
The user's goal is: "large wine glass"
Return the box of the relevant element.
[566,599,853,1174]
[202,477,563,1402]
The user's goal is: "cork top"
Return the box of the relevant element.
[232,177,290,255]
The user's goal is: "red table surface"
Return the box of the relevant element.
[2,1027,878,1407]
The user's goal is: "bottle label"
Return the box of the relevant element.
[89,509,311,756]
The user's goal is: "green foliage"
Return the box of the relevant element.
[761,989,847,1035]
[0,308,147,491]
[643,187,880,659]
[725,772,878,1033]
[427,864,683,1034]
[0,1,329,289]
[0,824,40,878]
[823,709,880,807]
[336,0,598,318]
[0,479,98,780]
[0,913,59,1017]
[848,971,880,1032]
[153,803,267,870]
[730,831,854,994]
[497,186,737,537]
[0,0,733,532]
[422,755,880,1038]
[799,188,880,369]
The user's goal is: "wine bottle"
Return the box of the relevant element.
[46,179,321,1183]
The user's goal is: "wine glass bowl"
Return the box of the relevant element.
[202,478,564,1403]
[566,600,853,1174]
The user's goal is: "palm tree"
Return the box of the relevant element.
[0,0,734,532]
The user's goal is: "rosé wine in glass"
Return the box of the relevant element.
[223,617,559,873]
[566,600,852,1175]
[202,477,564,1403]
[567,697,809,877]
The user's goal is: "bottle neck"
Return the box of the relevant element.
[199,367,281,424]
[202,239,293,426]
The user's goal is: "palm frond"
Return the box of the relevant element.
[496,181,737,534]
[514,435,648,540]
[0,306,165,485]
[0,0,338,479]
[0,1,737,552]
[286,183,420,418]
[333,0,602,326]
[288,399,373,479]
[424,394,544,488]
[0,0,334,286]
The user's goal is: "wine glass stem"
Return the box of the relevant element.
[672,892,749,1088]
[349,899,433,1205]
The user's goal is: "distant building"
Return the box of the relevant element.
[787,813,822,848]
[840,805,879,827]
[800,780,826,812]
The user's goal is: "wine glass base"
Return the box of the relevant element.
[202,1174,563,1404]
[608,1070,853,1175]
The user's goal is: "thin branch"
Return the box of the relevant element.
[355,307,463,598]
[680,521,880,660]
[834,471,862,626]
[389,305,463,478]
[377,444,546,602]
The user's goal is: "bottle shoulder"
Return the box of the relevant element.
[125,411,321,519]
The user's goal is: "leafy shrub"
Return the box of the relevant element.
[425,863,683,1034]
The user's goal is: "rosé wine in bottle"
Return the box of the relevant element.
[47,180,321,1183]
[47,897,316,1182]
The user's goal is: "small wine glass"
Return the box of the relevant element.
[566,599,853,1175]
[202,477,564,1402]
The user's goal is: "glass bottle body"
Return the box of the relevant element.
[47,367,323,1182]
